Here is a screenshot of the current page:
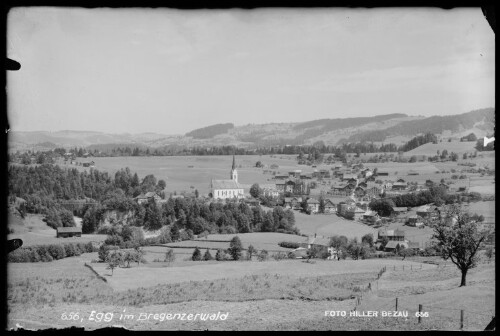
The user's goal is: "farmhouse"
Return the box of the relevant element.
[210,156,245,200]
[342,173,358,182]
[135,191,162,204]
[378,229,405,241]
[392,182,407,191]
[306,198,320,213]
[384,241,409,252]
[362,210,379,224]
[283,196,302,209]
[416,205,439,219]
[260,184,279,197]
[56,227,82,238]
[323,199,336,213]
[406,215,424,227]
[392,207,408,215]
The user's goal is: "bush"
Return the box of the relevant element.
[272,252,287,261]
[278,241,300,249]
[257,250,269,262]
[8,248,32,262]
[98,244,119,262]
[164,249,175,263]
[215,249,225,261]
[48,244,66,260]
[85,241,95,253]
[105,234,124,246]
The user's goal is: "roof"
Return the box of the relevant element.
[363,211,378,217]
[343,174,358,180]
[211,179,242,190]
[416,205,437,212]
[306,237,330,246]
[392,182,407,187]
[307,198,320,204]
[57,227,82,233]
[392,207,408,212]
[324,199,335,206]
[144,191,158,198]
[385,241,408,249]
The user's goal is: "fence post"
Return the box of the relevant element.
[460,310,464,330]
[395,298,398,311]
[418,304,422,323]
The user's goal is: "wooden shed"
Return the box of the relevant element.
[56,227,82,238]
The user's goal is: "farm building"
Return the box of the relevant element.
[377,171,389,176]
[406,215,424,227]
[210,155,245,200]
[82,161,95,167]
[301,236,330,249]
[342,174,358,182]
[362,210,379,224]
[290,247,308,258]
[392,182,407,191]
[378,229,405,241]
[260,184,279,197]
[416,205,439,219]
[392,207,408,215]
[408,170,419,175]
[56,227,82,238]
[135,191,162,204]
[283,196,302,209]
[306,198,320,213]
[323,199,336,213]
[384,241,409,252]
[274,174,288,180]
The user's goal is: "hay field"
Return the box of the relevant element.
[87,258,430,291]
[69,155,301,195]
[7,213,106,247]
[404,141,477,156]
[294,211,377,240]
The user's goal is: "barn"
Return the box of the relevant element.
[56,227,82,238]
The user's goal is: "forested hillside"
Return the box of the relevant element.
[185,123,234,139]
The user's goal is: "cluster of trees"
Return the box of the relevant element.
[328,234,376,260]
[398,133,438,152]
[185,123,234,139]
[8,242,96,263]
[475,133,495,151]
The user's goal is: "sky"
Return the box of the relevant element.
[7,7,495,135]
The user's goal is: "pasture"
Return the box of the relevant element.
[293,211,377,240]
[7,213,106,247]
[404,141,477,156]
[70,155,302,196]
[87,258,432,291]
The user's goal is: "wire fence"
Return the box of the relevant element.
[350,265,495,331]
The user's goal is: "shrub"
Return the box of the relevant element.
[215,249,225,261]
[98,244,118,262]
[85,241,95,253]
[105,234,124,246]
[257,250,269,262]
[8,248,32,262]
[48,244,66,260]
[278,241,300,249]
[164,249,175,263]
[228,236,243,260]
[272,252,287,261]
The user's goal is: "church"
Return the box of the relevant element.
[210,155,245,200]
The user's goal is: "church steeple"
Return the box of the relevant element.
[231,155,238,182]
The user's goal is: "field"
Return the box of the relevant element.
[68,155,303,196]
[294,211,377,240]
[7,213,107,247]
[8,252,494,331]
[404,141,477,156]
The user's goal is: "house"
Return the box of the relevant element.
[288,170,302,178]
[384,241,409,252]
[354,186,366,198]
[416,205,439,219]
[357,181,368,189]
[378,229,405,241]
[342,174,358,182]
[306,198,320,213]
[425,179,435,187]
[392,182,407,191]
[260,184,279,197]
[290,247,309,258]
[301,236,330,249]
[377,171,389,176]
[283,197,302,209]
[135,191,162,204]
[406,215,424,227]
[362,210,379,224]
[323,199,336,213]
[274,174,288,180]
[56,227,82,238]
[408,242,421,251]
[210,156,244,199]
[392,207,408,215]
[352,207,366,220]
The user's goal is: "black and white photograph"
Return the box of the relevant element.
[5,6,495,331]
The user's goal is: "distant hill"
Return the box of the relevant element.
[9,108,494,151]
[185,123,234,139]
[403,141,477,156]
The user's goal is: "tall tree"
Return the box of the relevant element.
[431,204,491,286]
[228,236,243,260]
